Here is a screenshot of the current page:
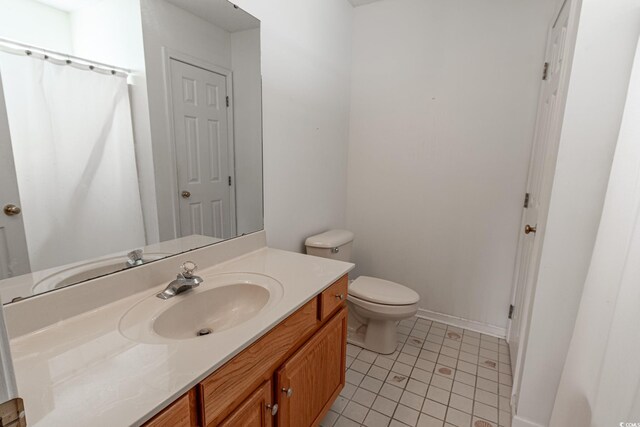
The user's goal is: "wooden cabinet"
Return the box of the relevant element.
[144,275,348,427]
[199,298,318,425]
[219,381,273,427]
[276,307,347,427]
[144,390,198,427]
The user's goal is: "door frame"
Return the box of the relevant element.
[505,0,580,411]
[161,47,237,239]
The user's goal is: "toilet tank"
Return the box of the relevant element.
[305,229,354,262]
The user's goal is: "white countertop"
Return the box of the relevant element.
[9,247,353,426]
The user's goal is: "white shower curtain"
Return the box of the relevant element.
[550,37,640,427]
[0,52,146,271]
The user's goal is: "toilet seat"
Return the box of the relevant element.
[348,294,419,317]
[349,276,419,306]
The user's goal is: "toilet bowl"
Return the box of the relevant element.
[305,230,420,354]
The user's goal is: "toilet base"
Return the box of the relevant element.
[346,320,399,355]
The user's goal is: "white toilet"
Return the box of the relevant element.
[305,230,420,354]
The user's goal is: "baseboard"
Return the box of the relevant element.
[416,308,507,339]
[511,414,546,427]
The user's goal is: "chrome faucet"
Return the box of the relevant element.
[126,249,144,267]
[156,261,203,300]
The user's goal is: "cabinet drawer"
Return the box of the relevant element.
[199,298,318,426]
[144,390,197,427]
[319,275,348,321]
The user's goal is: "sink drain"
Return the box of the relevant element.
[196,328,213,337]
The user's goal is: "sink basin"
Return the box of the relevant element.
[32,252,172,294]
[119,272,284,344]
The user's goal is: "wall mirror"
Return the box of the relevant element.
[0,0,263,303]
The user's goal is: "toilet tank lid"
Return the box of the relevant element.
[305,229,355,248]
[350,276,420,305]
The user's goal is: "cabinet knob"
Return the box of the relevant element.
[281,387,293,398]
[266,403,278,416]
[335,294,345,300]
[524,224,537,234]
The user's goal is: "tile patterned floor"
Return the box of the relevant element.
[320,316,513,427]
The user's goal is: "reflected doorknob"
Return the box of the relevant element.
[524,224,537,234]
[181,191,191,199]
[3,204,21,216]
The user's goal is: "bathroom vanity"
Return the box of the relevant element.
[146,275,348,427]
[3,232,354,426]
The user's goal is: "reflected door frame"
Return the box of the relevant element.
[161,48,237,240]
[0,69,30,280]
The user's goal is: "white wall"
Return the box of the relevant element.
[70,0,159,244]
[230,0,353,252]
[514,0,640,425]
[231,28,263,235]
[141,0,233,241]
[346,0,555,330]
[0,0,72,52]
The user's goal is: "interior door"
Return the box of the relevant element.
[170,58,234,240]
[507,0,573,407]
[276,308,347,427]
[0,71,30,280]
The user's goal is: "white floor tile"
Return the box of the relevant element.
[343,401,369,424]
[394,404,420,426]
[400,390,425,411]
[373,395,398,417]
[363,410,391,427]
[417,413,445,427]
[445,407,471,427]
[473,401,498,423]
[353,387,377,407]
[334,317,512,427]
[422,398,447,420]
[320,410,340,427]
[361,376,384,394]
[380,383,404,402]
[406,378,429,396]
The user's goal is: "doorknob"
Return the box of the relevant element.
[181,191,191,199]
[3,204,21,216]
[524,224,537,234]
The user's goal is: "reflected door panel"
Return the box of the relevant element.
[0,71,30,280]
[170,59,234,240]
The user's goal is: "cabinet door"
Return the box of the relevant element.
[219,381,273,427]
[276,307,347,427]
[144,390,197,427]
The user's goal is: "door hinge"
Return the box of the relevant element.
[228,176,232,186]
[523,192,530,208]
[226,96,230,107]
[542,62,549,80]
[508,304,515,319]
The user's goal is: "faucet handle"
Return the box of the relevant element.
[180,261,198,278]
[127,249,143,261]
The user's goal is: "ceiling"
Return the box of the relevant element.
[163,0,259,32]
[34,0,87,11]
[35,0,259,33]
[348,0,386,7]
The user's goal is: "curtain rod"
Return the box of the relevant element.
[0,36,131,75]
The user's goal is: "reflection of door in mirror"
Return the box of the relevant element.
[170,58,235,240]
[0,71,30,280]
